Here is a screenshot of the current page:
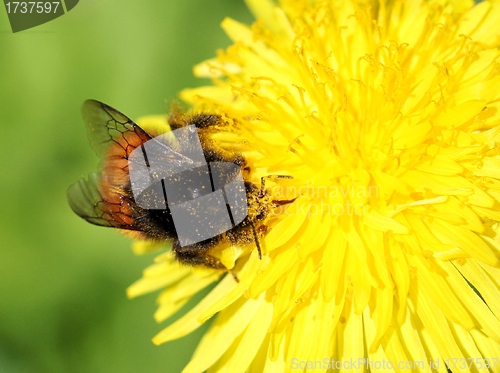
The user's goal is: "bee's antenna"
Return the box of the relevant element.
[251,222,263,259]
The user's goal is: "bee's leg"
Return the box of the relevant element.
[230,271,240,283]
[250,222,263,260]
[173,243,240,282]
[259,175,298,206]
[173,243,226,269]
[260,175,293,197]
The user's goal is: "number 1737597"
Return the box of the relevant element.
[5,2,60,13]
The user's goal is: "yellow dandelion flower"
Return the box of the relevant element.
[129,0,500,371]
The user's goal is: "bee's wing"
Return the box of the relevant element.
[68,100,194,230]
[67,173,135,228]
[81,99,151,159]
[82,100,189,162]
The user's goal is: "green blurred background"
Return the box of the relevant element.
[0,1,252,372]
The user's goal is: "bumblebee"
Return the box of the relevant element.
[68,100,293,270]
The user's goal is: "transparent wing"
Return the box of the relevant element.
[67,173,138,229]
[82,99,192,165]
[82,99,151,159]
